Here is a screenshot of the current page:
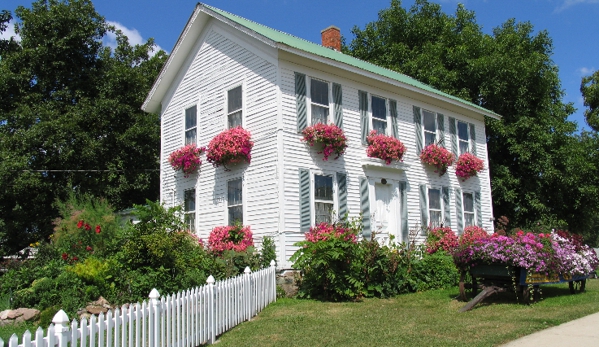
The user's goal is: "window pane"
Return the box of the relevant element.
[459,140,469,154]
[228,179,242,206]
[458,121,469,141]
[310,79,329,106]
[311,105,329,125]
[373,119,387,135]
[463,193,474,212]
[185,106,197,130]
[315,202,333,224]
[423,110,436,132]
[228,206,243,226]
[425,132,436,146]
[314,175,333,200]
[228,111,242,128]
[184,213,196,232]
[430,211,442,228]
[185,128,197,146]
[228,86,242,113]
[372,96,386,120]
[184,189,195,212]
[428,189,441,210]
[464,213,474,227]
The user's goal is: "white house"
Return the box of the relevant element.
[141,3,501,268]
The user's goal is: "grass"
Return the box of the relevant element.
[211,279,599,347]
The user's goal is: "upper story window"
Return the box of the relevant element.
[314,174,334,224]
[310,79,330,125]
[227,86,243,128]
[184,189,196,232]
[463,192,475,227]
[228,178,243,225]
[458,120,470,154]
[185,105,197,145]
[428,188,442,228]
[422,109,437,146]
[371,96,387,135]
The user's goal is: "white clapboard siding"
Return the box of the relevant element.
[0,262,276,347]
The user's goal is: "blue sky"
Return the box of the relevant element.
[2,0,597,131]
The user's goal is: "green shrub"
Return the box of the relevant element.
[260,237,277,268]
[405,251,459,292]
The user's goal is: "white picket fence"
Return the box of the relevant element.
[1,261,276,347]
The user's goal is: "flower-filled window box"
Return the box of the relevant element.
[455,152,484,181]
[208,224,254,253]
[206,127,254,169]
[420,144,455,176]
[168,144,204,178]
[301,123,347,161]
[366,130,406,164]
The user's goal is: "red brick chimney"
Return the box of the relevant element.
[321,25,341,51]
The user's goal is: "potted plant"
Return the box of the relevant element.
[366,130,407,164]
[420,144,455,176]
[455,152,484,181]
[301,123,347,161]
[168,144,204,177]
[206,127,254,169]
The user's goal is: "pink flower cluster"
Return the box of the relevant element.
[459,226,489,246]
[426,227,459,254]
[206,127,254,168]
[366,130,407,164]
[208,225,254,253]
[420,144,455,176]
[169,144,204,178]
[301,123,347,161]
[305,222,357,243]
[455,153,484,181]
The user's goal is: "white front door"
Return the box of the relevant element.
[373,182,398,241]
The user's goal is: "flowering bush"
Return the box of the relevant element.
[208,224,254,253]
[168,144,204,177]
[301,123,347,161]
[366,130,407,164]
[455,153,484,181]
[305,222,358,243]
[206,127,254,168]
[420,144,455,175]
[459,226,489,246]
[425,227,459,254]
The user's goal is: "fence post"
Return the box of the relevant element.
[149,288,161,347]
[207,275,215,344]
[270,260,277,303]
[244,266,251,321]
[52,310,70,347]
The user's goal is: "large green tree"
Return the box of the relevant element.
[0,0,167,256]
[581,70,599,131]
[346,0,597,241]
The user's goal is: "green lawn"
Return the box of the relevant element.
[212,279,599,347]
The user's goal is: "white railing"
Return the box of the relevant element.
[0,261,276,347]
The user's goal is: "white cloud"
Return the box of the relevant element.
[555,0,599,12]
[0,19,21,42]
[578,67,596,77]
[104,20,164,56]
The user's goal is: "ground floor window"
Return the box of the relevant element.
[463,192,475,227]
[184,189,196,232]
[314,174,334,224]
[428,188,442,228]
[228,178,243,225]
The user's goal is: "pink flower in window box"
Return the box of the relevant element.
[301,123,347,161]
[169,144,204,178]
[206,127,254,169]
[455,152,484,181]
[420,144,455,176]
[366,130,407,164]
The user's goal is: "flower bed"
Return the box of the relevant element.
[420,144,455,176]
[455,153,484,181]
[168,144,204,177]
[301,123,347,161]
[208,224,254,253]
[366,130,407,164]
[304,222,357,243]
[206,127,253,168]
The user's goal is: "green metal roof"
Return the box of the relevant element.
[204,3,500,119]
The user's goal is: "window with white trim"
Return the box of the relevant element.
[228,178,243,225]
[371,95,387,135]
[309,78,330,125]
[185,106,197,145]
[428,188,442,228]
[463,192,475,227]
[227,86,243,128]
[314,174,334,224]
[458,120,470,154]
[184,189,196,232]
[422,109,437,146]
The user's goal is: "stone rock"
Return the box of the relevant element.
[16,308,40,322]
[86,305,108,315]
[276,270,299,298]
[79,312,92,321]
[6,309,22,320]
[0,309,10,320]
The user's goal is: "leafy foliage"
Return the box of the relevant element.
[581,70,599,132]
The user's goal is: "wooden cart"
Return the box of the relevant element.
[458,264,588,312]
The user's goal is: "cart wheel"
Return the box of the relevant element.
[569,280,586,294]
[459,272,467,301]
[471,277,478,297]
[521,285,530,304]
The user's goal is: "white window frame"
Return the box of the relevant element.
[426,187,445,228]
[184,189,196,232]
[312,172,337,225]
[457,120,471,155]
[184,104,198,146]
[225,83,245,129]
[307,77,332,126]
[462,191,476,227]
[370,94,389,136]
[227,177,244,226]
[422,109,438,147]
